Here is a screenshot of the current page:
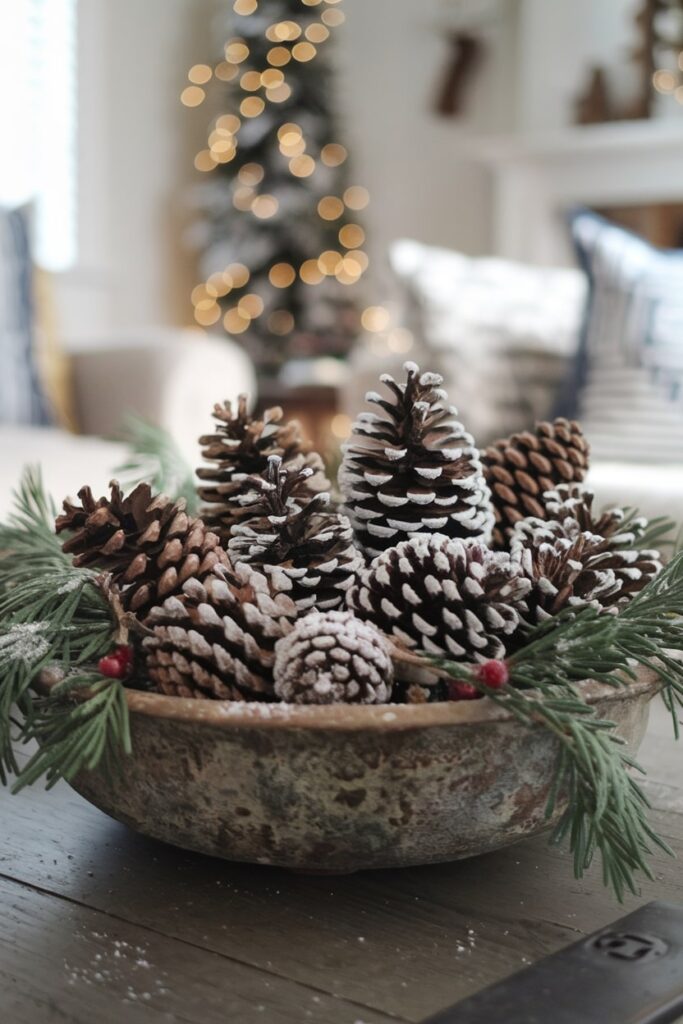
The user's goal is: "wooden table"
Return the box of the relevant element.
[1,702,681,1024]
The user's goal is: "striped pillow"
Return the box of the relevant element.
[0,207,50,425]
[569,210,683,463]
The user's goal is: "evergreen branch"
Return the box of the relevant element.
[0,466,68,592]
[114,416,198,512]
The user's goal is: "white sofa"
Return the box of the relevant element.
[0,330,255,518]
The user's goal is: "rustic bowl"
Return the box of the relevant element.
[39,668,659,872]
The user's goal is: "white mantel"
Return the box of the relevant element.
[471,119,683,265]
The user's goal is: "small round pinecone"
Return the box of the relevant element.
[143,562,298,700]
[348,534,530,661]
[197,395,329,542]
[228,456,363,612]
[483,419,590,548]
[273,610,393,704]
[339,362,493,559]
[56,482,228,619]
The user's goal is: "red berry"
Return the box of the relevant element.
[114,644,134,667]
[476,659,509,689]
[447,680,481,701]
[98,655,125,679]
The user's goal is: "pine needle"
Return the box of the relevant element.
[114,415,198,512]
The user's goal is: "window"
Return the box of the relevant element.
[0,0,78,271]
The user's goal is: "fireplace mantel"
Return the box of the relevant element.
[471,119,683,265]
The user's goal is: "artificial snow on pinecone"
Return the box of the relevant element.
[56,482,228,619]
[339,362,493,559]
[348,534,530,661]
[197,394,329,542]
[143,561,298,700]
[228,455,363,612]
[273,610,393,705]
[511,484,663,620]
[483,419,590,548]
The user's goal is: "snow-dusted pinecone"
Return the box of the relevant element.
[339,362,494,559]
[483,419,590,548]
[273,610,393,704]
[197,395,329,542]
[348,534,530,661]
[228,456,363,612]
[56,482,228,619]
[143,562,298,700]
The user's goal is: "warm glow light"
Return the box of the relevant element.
[238,162,264,185]
[233,186,255,210]
[213,148,236,164]
[181,86,205,107]
[188,64,213,85]
[267,46,291,67]
[268,310,295,334]
[225,40,250,63]
[361,305,391,332]
[238,293,265,317]
[233,0,257,13]
[261,68,284,87]
[227,263,250,288]
[240,70,262,91]
[266,83,292,103]
[191,284,215,304]
[330,413,352,439]
[300,259,324,284]
[321,8,345,26]
[252,194,279,218]
[269,262,296,287]
[223,308,251,334]
[292,42,317,62]
[387,328,414,353]
[210,136,235,154]
[194,149,217,172]
[194,302,221,326]
[347,249,369,271]
[272,20,301,41]
[301,0,323,5]
[344,186,370,210]
[653,68,676,93]
[317,196,344,220]
[305,23,330,43]
[215,62,238,82]
[280,136,306,157]
[208,271,231,297]
[240,96,265,117]
[318,250,342,275]
[321,143,347,167]
[278,122,302,142]
[339,223,365,248]
[217,114,241,133]
[289,154,315,177]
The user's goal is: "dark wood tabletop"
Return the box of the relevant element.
[1,701,682,1024]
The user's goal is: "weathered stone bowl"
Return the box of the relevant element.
[40,668,659,872]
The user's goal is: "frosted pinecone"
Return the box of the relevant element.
[339,362,494,558]
[273,610,393,704]
[348,534,530,661]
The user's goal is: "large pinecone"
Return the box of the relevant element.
[512,484,663,619]
[483,419,590,549]
[56,482,227,619]
[339,362,493,559]
[143,562,298,700]
[273,610,393,705]
[197,395,329,542]
[348,534,530,661]
[228,456,363,612]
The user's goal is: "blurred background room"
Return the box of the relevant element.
[2,0,683,523]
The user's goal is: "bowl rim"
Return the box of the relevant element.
[36,665,660,733]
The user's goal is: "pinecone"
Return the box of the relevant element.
[143,562,298,700]
[339,362,493,559]
[512,484,663,617]
[56,482,228,619]
[273,610,393,704]
[483,419,590,548]
[348,534,530,662]
[228,456,363,612]
[197,395,329,542]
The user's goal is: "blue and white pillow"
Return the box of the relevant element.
[0,207,50,425]
[565,210,683,463]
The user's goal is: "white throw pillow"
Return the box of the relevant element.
[389,239,586,446]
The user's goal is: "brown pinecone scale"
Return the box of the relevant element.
[339,362,493,559]
[56,482,227,619]
[144,561,298,700]
[197,395,329,542]
[228,455,363,612]
[483,418,590,548]
[348,534,530,661]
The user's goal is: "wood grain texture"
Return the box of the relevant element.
[0,696,681,1023]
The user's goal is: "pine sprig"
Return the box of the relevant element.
[0,466,69,592]
[114,415,198,512]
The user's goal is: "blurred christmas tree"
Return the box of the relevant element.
[185,0,368,377]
